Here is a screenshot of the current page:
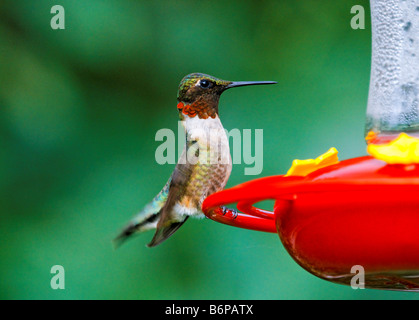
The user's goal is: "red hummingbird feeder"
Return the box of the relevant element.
[202,0,419,291]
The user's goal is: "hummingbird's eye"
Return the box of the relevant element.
[199,79,212,89]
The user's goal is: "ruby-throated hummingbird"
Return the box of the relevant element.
[114,73,276,247]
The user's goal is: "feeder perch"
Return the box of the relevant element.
[202,0,419,291]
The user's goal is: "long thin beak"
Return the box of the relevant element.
[225,81,277,90]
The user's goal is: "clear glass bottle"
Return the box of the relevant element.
[366,0,419,144]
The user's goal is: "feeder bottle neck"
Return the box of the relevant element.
[366,0,419,143]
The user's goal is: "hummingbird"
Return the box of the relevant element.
[114,73,276,247]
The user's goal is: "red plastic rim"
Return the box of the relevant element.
[202,156,419,231]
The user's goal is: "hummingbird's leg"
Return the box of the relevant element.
[221,206,238,219]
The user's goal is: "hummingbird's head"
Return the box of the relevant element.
[176,73,276,119]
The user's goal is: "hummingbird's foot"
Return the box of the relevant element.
[221,206,238,219]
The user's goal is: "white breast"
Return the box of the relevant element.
[182,115,231,166]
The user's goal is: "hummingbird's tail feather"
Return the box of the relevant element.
[113,178,171,249]
[113,211,160,249]
[147,216,189,247]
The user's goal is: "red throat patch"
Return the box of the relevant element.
[177,101,217,119]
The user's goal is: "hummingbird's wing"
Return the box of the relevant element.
[147,159,194,247]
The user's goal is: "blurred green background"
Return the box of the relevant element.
[0,0,416,300]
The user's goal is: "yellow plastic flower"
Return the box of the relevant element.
[367,133,419,164]
[285,148,339,177]
[365,131,377,144]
